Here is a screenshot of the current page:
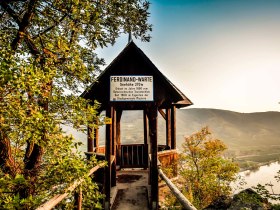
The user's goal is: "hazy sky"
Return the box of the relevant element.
[96,0,280,113]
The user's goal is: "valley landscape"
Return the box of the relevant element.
[174,109,280,166]
[68,108,280,169]
[70,108,280,169]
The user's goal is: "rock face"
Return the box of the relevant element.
[229,189,271,210]
[204,188,272,210]
[204,195,232,209]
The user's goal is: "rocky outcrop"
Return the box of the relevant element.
[204,188,272,210]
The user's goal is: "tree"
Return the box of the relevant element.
[178,127,239,209]
[0,0,151,208]
[254,170,280,204]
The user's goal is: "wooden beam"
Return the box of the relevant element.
[36,163,106,210]
[74,189,82,210]
[88,117,100,152]
[143,110,148,146]
[166,108,171,148]
[144,110,149,169]
[148,106,159,210]
[94,127,99,149]
[111,108,117,187]
[105,106,113,209]
[171,106,176,149]
[112,108,116,156]
[116,110,122,166]
[158,169,197,210]
[87,126,94,152]
[158,109,166,120]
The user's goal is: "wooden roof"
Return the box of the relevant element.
[81,41,193,110]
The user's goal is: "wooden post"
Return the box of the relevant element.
[112,108,116,156]
[111,108,117,187]
[116,110,122,166]
[171,105,176,149]
[94,127,99,149]
[74,189,82,210]
[144,110,148,146]
[166,108,171,149]
[87,126,94,152]
[144,110,149,169]
[104,106,113,210]
[148,106,158,210]
[88,118,99,153]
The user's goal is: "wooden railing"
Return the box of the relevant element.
[157,151,197,210]
[158,168,197,210]
[37,148,195,210]
[36,160,109,210]
[96,145,105,154]
[158,149,178,177]
[120,144,148,168]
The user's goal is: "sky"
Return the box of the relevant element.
[96,0,280,113]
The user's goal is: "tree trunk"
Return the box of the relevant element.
[20,81,51,199]
[0,130,17,177]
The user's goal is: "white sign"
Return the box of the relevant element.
[110,76,153,101]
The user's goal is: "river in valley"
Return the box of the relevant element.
[233,161,280,203]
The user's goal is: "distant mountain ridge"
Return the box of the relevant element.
[67,108,280,160]
[119,108,280,159]
[175,108,280,151]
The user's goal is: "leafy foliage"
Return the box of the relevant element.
[0,0,151,209]
[179,127,239,209]
[253,170,280,202]
[163,127,239,209]
[0,40,104,209]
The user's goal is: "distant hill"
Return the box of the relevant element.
[119,108,280,160]
[65,108,280,161]
[175,108,280,153]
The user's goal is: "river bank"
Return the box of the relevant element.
[238,160,279,172]
[231,161,280,206]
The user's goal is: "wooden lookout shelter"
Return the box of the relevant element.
[81,41,192,209]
